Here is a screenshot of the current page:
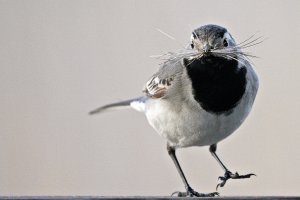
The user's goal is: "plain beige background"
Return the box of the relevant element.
[0,0,299,196]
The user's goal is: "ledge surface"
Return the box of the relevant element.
[0,196,300,200]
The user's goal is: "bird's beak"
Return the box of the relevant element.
[203,44,211,53]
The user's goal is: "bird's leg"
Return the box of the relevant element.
[167,144,219,197]
[209,144,255,190]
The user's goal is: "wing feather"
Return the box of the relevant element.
[143,60,182,99]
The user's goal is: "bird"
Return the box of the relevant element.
[90,24,259,197]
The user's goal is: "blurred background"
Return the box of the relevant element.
[0,0,299,196]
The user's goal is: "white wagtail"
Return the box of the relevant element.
[90,24,259,197]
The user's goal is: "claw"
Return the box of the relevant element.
[200,192,219,197]
[171,187,219,197]
[236,173,256,179]
[171,191,181,197]
[231,172,256,179]
[216,179,227,190]
[216,171,256,190]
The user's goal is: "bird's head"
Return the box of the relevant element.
[190,24,236,56]
[160,24,261,66]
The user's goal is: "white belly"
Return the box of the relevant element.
[144,86,256,148]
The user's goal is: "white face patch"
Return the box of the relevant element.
[190,34,195,42]
[190,33,203,52]
[223,32,235,46]
[223,32,231,40]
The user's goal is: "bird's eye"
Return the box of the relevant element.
[223,39,228,47]
[191,43,194,49]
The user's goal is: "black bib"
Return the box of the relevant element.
[185,56,247,114]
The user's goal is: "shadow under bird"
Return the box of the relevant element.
[90,24,259,197]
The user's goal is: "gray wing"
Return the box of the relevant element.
[143,59,184,99]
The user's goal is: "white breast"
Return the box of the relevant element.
[144,65,258,148]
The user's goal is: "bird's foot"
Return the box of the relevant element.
[216,170,256,190]
[172,186,219,197]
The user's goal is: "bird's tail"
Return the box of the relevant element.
[89,96,147,115]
